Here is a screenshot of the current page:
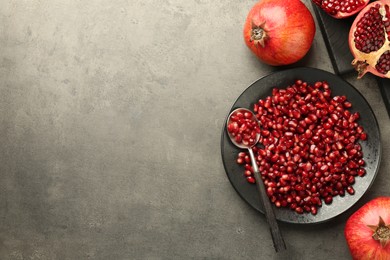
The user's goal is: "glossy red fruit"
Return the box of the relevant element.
[243,0,315,66]
[349,0,390,78]
[345,197,390,259]
[312,0,369,19]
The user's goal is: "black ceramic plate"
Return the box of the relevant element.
[221,67,381,224]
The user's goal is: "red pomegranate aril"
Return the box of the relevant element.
[290,203,297,210]
[246,176,256,184]
[244,164,252,171]
[295,207,304,214]
[357,159,365,166]
[244,170,252,177]
[244,155,250,164]
[304,162,312,172]
[324,196,333,204]
[347,175,355,184]
[348,148,358,156]
[347,186,355,195]
[238,152,246,158]
[360,132,367,140]
[244,112,252,119]
[357,168,366,176]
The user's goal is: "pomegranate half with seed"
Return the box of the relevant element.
[312,0,369,19]
[349,0,390,78]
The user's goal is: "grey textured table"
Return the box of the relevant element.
[0,1,389,259]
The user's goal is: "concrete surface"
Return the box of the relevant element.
[0,0,389,259]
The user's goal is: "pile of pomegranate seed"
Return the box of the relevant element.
[227,110,260,147]
[236,80,367,215]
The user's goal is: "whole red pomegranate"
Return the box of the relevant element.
[349,1,390,79]
[312,0,369,19]
[243,0,315,66]
[345,197,390,260]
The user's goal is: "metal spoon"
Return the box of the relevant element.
[227,108,286,252]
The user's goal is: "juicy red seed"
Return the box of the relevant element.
[324,196,333,204]
[358,159,365,166]
[246,176,255,184]
[347,186,355,195]
[295,207,303,214]
[244,155,250,163]
[244,164,252,171]
[344,101,352,108]
[357,168,366,176]
[347,176,355,184]
[238,152,246,158]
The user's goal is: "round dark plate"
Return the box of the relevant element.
[221,67,381,224]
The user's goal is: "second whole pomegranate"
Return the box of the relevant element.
[243,0,315,66]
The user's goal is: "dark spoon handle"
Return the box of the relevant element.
[248,148,286,252]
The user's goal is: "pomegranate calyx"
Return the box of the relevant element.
[250,21,268,48]
[367,216,390,248]
[352,59,369,79]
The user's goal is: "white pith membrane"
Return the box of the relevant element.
[351,3,390,78]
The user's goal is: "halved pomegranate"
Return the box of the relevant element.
[312,0,369,19]
[349,0,390,78]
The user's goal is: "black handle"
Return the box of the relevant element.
[377,78,390,118]
[253,170,286,252]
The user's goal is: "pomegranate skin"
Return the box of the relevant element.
[349,0,390,79]
[243,0,315,66]
[345,197,390,260]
